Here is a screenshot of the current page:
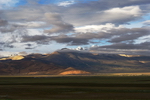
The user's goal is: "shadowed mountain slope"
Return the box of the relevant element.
[0,51,150,75]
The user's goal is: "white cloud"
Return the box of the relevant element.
[99,6,142,23]
[13,21,47,28]
[75,23,124,33]
[64,6,142,26]
[134,35,150,44]
[0,0,19,9]
[104,6,142,17]
[27,29,44,36]
[57,0,75,7]
[142,20,150,25]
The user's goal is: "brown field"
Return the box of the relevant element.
[1,72,150,77]
[95,72,150,76]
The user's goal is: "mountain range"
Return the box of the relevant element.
[0,50,150,75]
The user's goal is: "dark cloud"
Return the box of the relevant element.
[44,13,74,34]
[21,33,101,46]
[0,16,26,33]
[44,23,74,34]
[24,43,37,49]
[26,44,32,47]
[51,35,89,45]
[0,19,8,26]
[75,32,108,39]
[74,27,150,44]
[22,35,49,42]
[109,28,150,43]
[0,42,5,50]
[115,0,150,7]
[4,44,14,48]
[89,44,150,56]
[25,47,36,49]
[75,0,150,8]
[0,42,14,50]
[49,27,150,46]
[100,42,150,50]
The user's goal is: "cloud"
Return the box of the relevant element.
[75,27,150,43]
[51,35,89,45]
[1,0,146,27]
[2,6,44,22]
[4,44,14,48]
[101,6,142,23]
[0,42,5,50]
[0,0,150,53]
[22,35,48,42]
[63,6,142,26]
[1,3,65,23]
[0,19,8,26]
[0,26,28,48]
[44,13,74,34]
[61,0,150,26]
[75,23,124,33]
[0,0,19,9]
[109,28,150,43]
[0,24,20,33]
[2,7,73,33]
[1,0,149,27]
[116,0,150,7]
[58,0,75,7]
[49,26,150,46]
[142,20,150,25]
[44,22,74,34]
[135,35,150,44]
[89,44,150,55]
[99,42,150,50]
[13,21,47,28]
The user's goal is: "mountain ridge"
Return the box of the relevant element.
[0,50,150,75]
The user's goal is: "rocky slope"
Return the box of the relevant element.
[0,50,150,75]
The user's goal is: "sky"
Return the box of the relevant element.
[0,0,150,56]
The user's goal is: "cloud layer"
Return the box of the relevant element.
[0,0,150,54]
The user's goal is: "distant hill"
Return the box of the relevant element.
[0,50,150,75]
